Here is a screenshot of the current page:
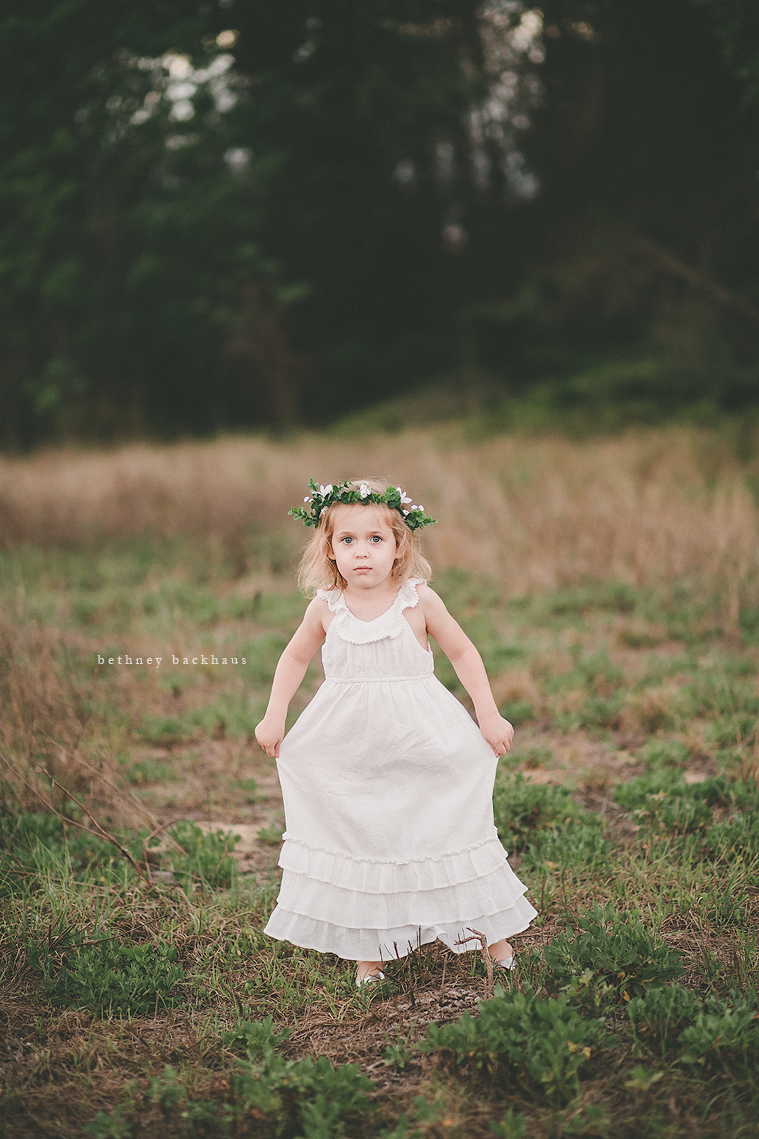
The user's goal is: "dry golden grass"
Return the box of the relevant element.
[1,426,758,617]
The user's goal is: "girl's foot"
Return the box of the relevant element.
[355,960,385,985]
[487,938,515,970]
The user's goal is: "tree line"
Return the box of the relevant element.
[1,0,758,447]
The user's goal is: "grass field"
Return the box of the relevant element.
[1,425,759,1138]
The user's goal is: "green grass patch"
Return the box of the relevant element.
[3,534,759,1136]
[493,773,611,870]
[542,904,684,1005]
[27,936,185,1017]
[167,821,240,888]
[421,985,609,1103]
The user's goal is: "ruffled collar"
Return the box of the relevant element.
[317,578,421,645]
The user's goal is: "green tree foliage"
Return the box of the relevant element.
[1,0,514,443]
[694,0,759,105]
[470,0,759,411]
[0,0,287,443]
[1,0,757,445]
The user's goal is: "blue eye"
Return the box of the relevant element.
[370,535,382,543]
[341,536,353,544]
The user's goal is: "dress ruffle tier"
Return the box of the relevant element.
[264,578,537,961]
[266,850,536,960]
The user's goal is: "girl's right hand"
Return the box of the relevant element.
[255,716,285,758]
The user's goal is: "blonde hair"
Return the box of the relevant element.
[298,476,432,594]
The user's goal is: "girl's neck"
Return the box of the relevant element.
[341,578,400,621]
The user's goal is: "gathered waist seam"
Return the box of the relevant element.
[281,831,502,864]
[323,673,434,683]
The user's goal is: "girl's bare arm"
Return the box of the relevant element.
[419,584,514,756]
[255,599,327,758]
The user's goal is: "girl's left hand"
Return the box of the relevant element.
[478,712,515,756]
[255,715,285,759]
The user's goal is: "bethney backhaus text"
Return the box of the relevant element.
[96,655,248,667]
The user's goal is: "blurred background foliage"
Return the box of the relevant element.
[1,0,758,447]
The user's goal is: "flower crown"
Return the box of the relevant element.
[289,479,437,531]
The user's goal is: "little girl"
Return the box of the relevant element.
[255,477,536,984]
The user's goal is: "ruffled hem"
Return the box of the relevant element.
[263,895,538,961]
[276,861,530,927]
[278,834,509,892]
[316,578,422,645]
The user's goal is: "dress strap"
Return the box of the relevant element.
[396,577,422,613]
[316,587,347,613]
[319,577,424,645]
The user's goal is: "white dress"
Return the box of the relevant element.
[264,578,537,961]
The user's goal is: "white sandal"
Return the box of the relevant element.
[494,956,516,971]
[355,969,385,987]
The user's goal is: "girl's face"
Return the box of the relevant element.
[329,504,398,589]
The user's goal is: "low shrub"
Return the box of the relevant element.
[86,1017,376,1136]
[420,984,608,1103]
[146,1067,185,1112]
[86,1070,222,1136]
[678,990,759,1075]
[489,1109,528,1139]
[627,984,703,1055]
[221,1015,290,1059]
[28,937,185,1016]
[235,1054,374,1137]
[84,1103,133,1139]
[543,904,683,1003]
[383,1033,415,1071]
[229,1017,374,1136]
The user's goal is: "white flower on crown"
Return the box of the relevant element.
[402,509,409,515]
[359,482,371,498]
[318,484,333,497]
[304,496,311,503]
[397,487,412,504]
[412,505,423,512]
